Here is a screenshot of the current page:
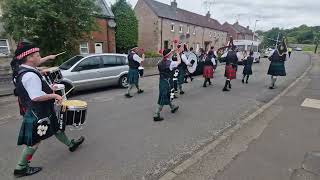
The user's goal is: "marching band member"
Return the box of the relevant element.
[11,42,84,177]
[223,45,239,92]
[153,48,181,122]
[242,51,254,84]
[125,47,145,98]
[184,47,195,83]
[203,50,216,87]
[178,44,192,94]
[267,37,288,89]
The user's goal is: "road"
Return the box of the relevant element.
[0,52,310,180]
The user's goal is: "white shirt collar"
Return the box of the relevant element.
[21,64,38,71]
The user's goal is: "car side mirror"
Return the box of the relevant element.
[73,66,83,72]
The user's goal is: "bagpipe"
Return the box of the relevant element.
[217,36,235,63]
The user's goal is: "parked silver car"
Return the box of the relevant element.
[59,53,129,92]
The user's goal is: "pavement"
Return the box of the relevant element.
[169,54,320,180]
[0,52,311,180]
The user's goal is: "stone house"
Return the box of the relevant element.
[134,0,228,53]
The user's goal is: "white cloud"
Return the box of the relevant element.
[106,0,320,31]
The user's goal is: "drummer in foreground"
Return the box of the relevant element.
[10,42,84,178]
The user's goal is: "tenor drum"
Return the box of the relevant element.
[138,66,144,77]
[44,67,63,84]
[58,100,87,130]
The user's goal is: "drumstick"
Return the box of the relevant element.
[56,51,66,57]
[64,86,75,97]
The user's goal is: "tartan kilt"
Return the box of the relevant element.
[225,65,237,80]
[157,78,172,106]
[128,68,140,85]
[267,62,286,76]
[203,65,214,78]
[17,109,60,146]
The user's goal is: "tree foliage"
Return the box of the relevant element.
[260,25,320,49]
[1,0,99,65]
[111,0,138,53]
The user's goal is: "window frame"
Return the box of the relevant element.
[171,23,175,32]
[0,39,10,56]
[79,42,89,55]
[193,26,196,35]
[179,25,183,33]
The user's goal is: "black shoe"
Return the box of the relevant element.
[69,136,85,152]
[153,116,164,122]
[14,166,42,178]
[180,91,185,95]
[203,84,207,87]
[269,86,275,89]
[191,77,194,81]
[184,81,188,83]
[246,81,248,84]
[229,84,232,89]
[137,89,144,94]
[242,79,245,84]
[223,87,230,92]
[125,93,133,98]
[208,82,212,85]
[171,106,179,113]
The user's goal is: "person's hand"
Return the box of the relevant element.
[40,69,49,75]
[142,53,145,59]
[54,94,63,104]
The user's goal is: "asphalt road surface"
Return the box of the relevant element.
[0,52,310,180]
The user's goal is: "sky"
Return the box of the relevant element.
[106,0,320,31]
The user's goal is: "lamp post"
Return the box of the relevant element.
[253,20,260,41]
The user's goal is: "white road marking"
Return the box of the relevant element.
[301,98,320,110]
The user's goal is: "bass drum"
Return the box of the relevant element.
[187,52,198,74]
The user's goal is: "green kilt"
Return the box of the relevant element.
[128,68,140,85]
[17,109,60,146]
[157,78,172,106]
[178,66,185,85]
[267,61,286,76]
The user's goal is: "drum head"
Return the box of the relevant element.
[62,100,87,110]
[187,53,198,73]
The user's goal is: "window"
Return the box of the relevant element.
[59,55,84,70]
[79,42,89,54]
[76,56,101,71]
[213,32,217,38]
[0,39,10,56]
[187,26,190,34]
[102,55,127,67]
[209,32,212,38]
[193,26,196,35]
[179,25,183,33]
[164,40,169,49]
[171,24,175,32]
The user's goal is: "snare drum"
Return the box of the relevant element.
[53,84,66,100]
[44,67,63,84]
[59,100,87,130]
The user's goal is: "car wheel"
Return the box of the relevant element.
[119,75,128,88]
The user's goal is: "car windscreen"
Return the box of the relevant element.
[59,55,84,70]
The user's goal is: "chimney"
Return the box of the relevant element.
[171,0,177,9]
[246,26,249,29]
[206,11,211,18]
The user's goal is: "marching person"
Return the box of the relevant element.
[178,44,192,94]
[203,50,216,87]
[288,47,292,58]
[242,51,254,84]
[11,42,84,177]
[184,47,196,83]
[223,45,239,92]
[153,48,181,122]
[267,38,288,89]
[125,47,145,98]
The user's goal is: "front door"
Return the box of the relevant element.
[95,43,103,54]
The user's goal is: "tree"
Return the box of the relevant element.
[112,0,138,53]
[1,0,99,65]
[315,33,320,54]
